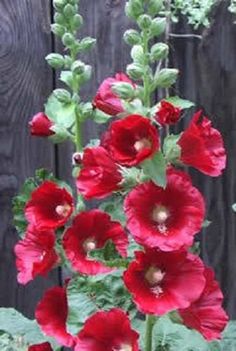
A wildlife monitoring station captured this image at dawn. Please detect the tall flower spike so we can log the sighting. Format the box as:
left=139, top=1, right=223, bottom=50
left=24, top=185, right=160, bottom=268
left=75, top=308, right=139, bottom=351
left=124, top=168, right=205, bottom=251
left=62, top=209, right=128, bottom=275
left=25, top=181, right=74, bottom=230
left=123, top=249, right=206, bottom=315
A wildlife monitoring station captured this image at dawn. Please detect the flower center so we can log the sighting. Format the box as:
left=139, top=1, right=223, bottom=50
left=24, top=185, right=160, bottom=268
left=134, top=138, right=151, bottom=152
left=113, top=344, right=132, bottom=351
left=145, top=266, right=165, bottom=296
left=152, top=205, right=169, bottom=235
left=83, top=238, right=97, bottom=252
left=55, top=203, right=71, bottom=218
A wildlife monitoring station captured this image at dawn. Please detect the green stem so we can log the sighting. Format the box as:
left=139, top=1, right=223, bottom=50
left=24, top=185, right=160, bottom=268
left=145, top=315, right=155, bottom=351
left=75, top=111, right=82, bottom=151
left=143, top=31, right=151, bottom=108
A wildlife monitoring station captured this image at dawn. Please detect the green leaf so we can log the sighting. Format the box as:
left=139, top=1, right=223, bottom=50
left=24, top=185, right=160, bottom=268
left=220, top=321, right=236, bottom=349
left=45, top=94, right=76, bottom=129
left=165, top=96, right=195, bottom=109
left=163, top=134, right=181, bottom=163
left=141, top=151, right=167, bottom=188
left=49, top=124, right=71, bottom=143
left=99, top=195, right=126, bottom=226
left=93, top=110, right=112, bottom=124
left=0, top=308, right=57, bottom=348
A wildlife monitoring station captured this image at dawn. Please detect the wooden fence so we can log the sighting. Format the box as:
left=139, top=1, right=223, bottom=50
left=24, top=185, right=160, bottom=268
left=1, top=0, right=236, bottom=319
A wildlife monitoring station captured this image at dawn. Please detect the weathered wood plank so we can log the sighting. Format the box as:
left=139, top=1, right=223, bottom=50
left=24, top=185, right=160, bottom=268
left=0, top=0, right=59, bottom=318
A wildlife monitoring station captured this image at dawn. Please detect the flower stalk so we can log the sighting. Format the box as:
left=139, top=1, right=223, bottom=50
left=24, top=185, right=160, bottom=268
left=145, top=315, right=155, bottom=351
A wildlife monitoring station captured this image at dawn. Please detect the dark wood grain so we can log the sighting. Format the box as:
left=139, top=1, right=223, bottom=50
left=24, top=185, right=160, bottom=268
left=0, top=0, right=59, bottom=318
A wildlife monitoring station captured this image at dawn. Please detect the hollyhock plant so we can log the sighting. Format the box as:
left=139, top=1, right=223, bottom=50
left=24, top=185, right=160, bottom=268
left=28, top=342, right=53, bottom=351
left=75, top=308, right=139, bottom=351
left=178, top=111, right=226, bottom=176
left=63, top=209, right=128, bottom=275
left=179, top=267, right=229, bottom=341
left=102, top=114, right=159, bottom=167
left=93, top=73, right=135, bottom=116
left=29, top=112, right=54, bottom=137
left=15, top=225, right=59, bottom=284
left=124, top=168, right=205, bottom=251
left=123, top=249, right=206, bottom=315
left=35, top=286, right=75, bottom=348
left=25, top=180, right=74, bottom=230
left=155, top=100, right=182, bottom=126
left=76, top=146, right=122, bottom=199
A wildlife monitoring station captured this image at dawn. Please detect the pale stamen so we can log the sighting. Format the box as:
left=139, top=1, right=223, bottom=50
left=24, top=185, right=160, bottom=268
left=113, top=344, right=132, bottom=351
left=152, top=206, right=169, bottom=235
left=39, top=251, right=46, bottom=261
left=83, top=238, right=96, bottom=253
left=134, top=138, right=151, bottom=152
left=145, top=266, right=165, bottom=297
left=55, top=204, right=71, bottom=217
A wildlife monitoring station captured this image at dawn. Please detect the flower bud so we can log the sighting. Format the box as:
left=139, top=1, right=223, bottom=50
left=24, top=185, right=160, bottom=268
left=54, top=12, right=65, bottom=25
left=72, top=152, right=83, bottom=165
left=62, top=33, right=76, bottom=47
left=131, top=45, right=145, bottom=64
left=126, top=63, right=144, bottom=80
left=123, top=29, right=141, bottom=46
left=29, top=113, right=54, bottom=137
left=46, top=53, right=64, bottom=69
left=154, top=68, right=179, bottom=88
left=71, top=60, right=86, bottom=74
left=53, top=89, right=71, bottom=103
left=112, top=82, right=135, bottom=99
left=51, top=23, right=65, bottom=37
left=79, top=37, right=96, bottom=51
left=79, top=65, right=92, bottom=83
left=147, top=0, right=163, bottom=16
left=150, top=43, right=169, bottom=61
left=150, top=17, right=166, bottom=37
left=125, top=0, right=144, bottom=20
left=53, top=0, right=67, bottom=11
left=72, top=14, right=84, bottom=29
left=138, top=14, right=152, bottom=30
left=63, top=4, right=76, bottom=18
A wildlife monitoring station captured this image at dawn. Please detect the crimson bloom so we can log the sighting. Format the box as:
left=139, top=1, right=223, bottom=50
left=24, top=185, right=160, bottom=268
left=123, top=249, right=206, bottom=315
left=25, top=181, right=74, bottom=230
left=63, top=209, right=128, bottom=275
left=93, top=73, right=135, bottom=116
left=155, top=100, right=181, bottom=126
left=76, top=146, right=122, bottom=199
left=102, top=114, right=159, bottom=167
left=179, top=267, right=229, bottom=341
left=35, top=286, right=75, bottom=348
left=28, top=342, right=53, bottom=351
left=124, top=168, right=205, bottom=251
left=178, top=111, right=226, bottom=176
left=15, top=225, right=59, bottom=284
left=29, top=112, right=54, bottom=137
left=75, top=308, right=139, bottom=351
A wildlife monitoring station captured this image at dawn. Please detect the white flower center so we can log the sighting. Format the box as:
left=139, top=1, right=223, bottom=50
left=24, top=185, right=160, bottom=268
left=55, top=204, right=71, bottom=217
left=134, top=138, right=151, bottom=152
left=145, top=266, right=165, bottom=286
left=83, top=238, right=96, bottom=252
left=152, top=206, right=169, bottom=235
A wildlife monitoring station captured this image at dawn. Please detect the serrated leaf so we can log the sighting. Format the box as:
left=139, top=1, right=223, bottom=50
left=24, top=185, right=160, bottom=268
left=141, top=151, right=167, bottom=188
left=99, top=196, right=126, bottom=226
left=165, top=96, right=195, bottom=109
left=45, top=94, right=76, bottom=129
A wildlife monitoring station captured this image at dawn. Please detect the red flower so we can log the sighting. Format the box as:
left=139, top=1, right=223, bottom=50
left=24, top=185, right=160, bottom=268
left=15, top=225, right=59, bottom=284
left=124, top=168, right=205, bottom=251
left=63, top=209, right=128, bottom=275
left=29, top=113, right=54, bottom=137
left=93, top=73, right=134, bottom=116
left=75, top=308, right=139, bottom=351
left=123, top=250, right=206, bottom=315
left=76, top=147, right=122, bottom=199
left=179, top=267, right=229, bottom=341
left=102, top=114, right=159, bottom=167
left=28, top=342, right=53, bottom=351
left=35, top=286, right=75, bottom=348
left=155, top=100, right=181, bottom=126
left=178, top=111, right=226, bottom=176
left=25, top=181, right=74, bottom=230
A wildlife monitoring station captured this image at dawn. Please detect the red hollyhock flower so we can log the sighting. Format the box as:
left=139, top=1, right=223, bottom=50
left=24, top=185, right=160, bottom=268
left=179, top=267, right=229, bottom=341
left=75, top=308, right=139, bottom=351
left=29, top=112, right=54, bottom=137
left=63, top=209, right=128, bottom=275
left=102, top=114, right=159, bottom=167
left=28, top=342, right=53, bottom=351
left=155, top=100, right=181, bottom=126
left=15, top=225, right=59, bottom=284
left=178, top=111, right=226, bottom=176
left=123, top=249, right=206, bottom=315
left=124, top=168, right=205, bottom=251
left=93, top=73, right=135, bottom=116
left=25, top=181, right=74, bottom=230
left=76, top=147, right=122, bottom=199
left=35, top=286, right=75, bottom=348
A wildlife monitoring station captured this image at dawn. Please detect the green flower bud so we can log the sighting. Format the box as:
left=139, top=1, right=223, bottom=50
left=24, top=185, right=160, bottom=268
left=123, top=29, right=141, bottom=46
left=46, top=53, right=65, bottom=69
left=150, top=17, right=166, bottom=37
left=51, top=23, right=65, bottom=37
left=154, top=68, right=179, bottom=88
left=112, top=82, right=135, bottom=99
left=79, top=65, right=92, bottom=83
left=127, top=63, right=144, bottom=80
left=131, top=45, right=145, bottom=64
left=125, top=0, right=144, bottom=20
left=71, top=60, right=86, bottom=74
left=64, top=55, right=73, bottom=69
left=138, top=14, right=152, bottom=30
left=72, top=14, right=84, bottom=29
left=62, top=33, right=76, bottom=47
left=54, top=12, right=65, bottom=25
left=147, top=0, right=163, bottom=16
left=79, top=37, right=96, bottom=51
left=150, top=43, right=169, bottom=61
left=63, top=4, right=76, bottom=18
left=53, top=0, right=67, bottom=11
left=53, top=89, right=72, bottom=103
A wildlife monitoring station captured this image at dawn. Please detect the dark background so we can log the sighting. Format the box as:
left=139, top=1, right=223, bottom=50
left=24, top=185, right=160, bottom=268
left=1, top=0, right=236, bottom=319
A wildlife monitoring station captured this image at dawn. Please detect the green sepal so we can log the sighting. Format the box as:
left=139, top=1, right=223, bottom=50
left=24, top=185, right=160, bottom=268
left=131, top=45, right=145, bottom=65
left=149, top=17, right=166, bottom=37
left=45, top=53, right=65, bottom=69
left=147, top=0, right=164, bottom=16
left=93, top=109, right=112, bottom=124
left=112, top=82, right=135, bottom=99
left=123, top=29, right=141, bottom=46
left=141, top=151, right=167, bottom=188
left=79, top=37, right=96, bottom=52
left=49, top=124, right=72, bottom=143
left=165, top=96, right=195, bottom=109
left=150, top=42, right=169, bottom=61
left=153, top=68, right=179, bottom=89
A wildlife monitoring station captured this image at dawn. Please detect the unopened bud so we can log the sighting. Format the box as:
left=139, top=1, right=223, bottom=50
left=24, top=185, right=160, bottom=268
left=123, top=29, right=141, bottom=46
left=72, top=152, right=83, bottom=165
